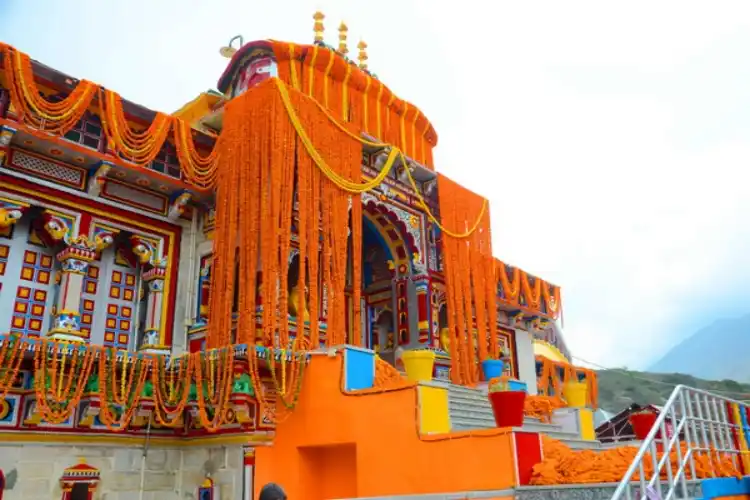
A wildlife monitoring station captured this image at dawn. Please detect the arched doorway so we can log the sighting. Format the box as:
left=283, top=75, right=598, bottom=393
left=356, top=204, right=417, bottom=366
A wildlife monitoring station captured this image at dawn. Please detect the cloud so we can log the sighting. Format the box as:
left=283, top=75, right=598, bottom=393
left=4, top=0, right=750, bottom=370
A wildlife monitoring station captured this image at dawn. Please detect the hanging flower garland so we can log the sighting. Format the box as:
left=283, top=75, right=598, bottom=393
left=99, top=89, right=174, bottom=166
left=0, top=44, right=97, bottom=135
left=0, top=44, right=221, bottom=186
left=97, top=348, right=151, bottom=431
left=496, top=261, right=521, bottom=304
left=193, top=347, right=235, bottom=432
left=150, top=353, right=194, bottom=427
left=0, top=334, right=26, bottom=398
left=33, top=339, right=97, bottom=424
left=173, top=119, right=221, bottom=189
left=521, top=273, right=543, bottom=310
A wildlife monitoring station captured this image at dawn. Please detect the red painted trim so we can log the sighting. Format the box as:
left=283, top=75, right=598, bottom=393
left=0, top=469, right=4, bottom=500
left=149, top=294, right=157, bottom=330
left=513, top=431, right=542, bottom=486
left=0, top=175, right=182, bottom=346
left=0, top=174, right=177, bottom=231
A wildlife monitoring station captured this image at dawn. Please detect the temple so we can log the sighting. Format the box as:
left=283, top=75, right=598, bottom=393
left=0, top=13, right=746, bottom=500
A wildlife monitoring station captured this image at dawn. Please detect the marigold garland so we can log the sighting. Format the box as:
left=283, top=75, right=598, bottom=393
left=33, top=339, right=96, bottom=424
left=437, top=174, right=498, bottom=386
left=194, top=348, right=235, bottom=432
left=0, top=334, right=26, bottom=398
left=150, top=353, right=194, bottom=427
left=530, top=436, right=742, bottom=485
left=268, top=41, right=438, bottom=168
left=523, top=395, right=566, bottom=423
left=0, top=44, right=96, bottom=136
left=0, top=43, right=221, bottom=185
left=536, top=355, right=599, bottom=409
left=97, top=348, right=151, bottom=431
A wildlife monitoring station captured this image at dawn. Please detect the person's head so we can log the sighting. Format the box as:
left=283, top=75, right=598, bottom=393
left=259, top=482, right=287, bottom=500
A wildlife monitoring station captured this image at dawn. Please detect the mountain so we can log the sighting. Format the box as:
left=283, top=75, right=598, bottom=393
left=648, top=313, right=750, bottom=382
left=596, top=369, right=750, bottom=413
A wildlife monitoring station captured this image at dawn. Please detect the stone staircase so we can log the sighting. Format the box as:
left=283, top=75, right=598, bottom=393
left=439, top=382, right=605, bottom=450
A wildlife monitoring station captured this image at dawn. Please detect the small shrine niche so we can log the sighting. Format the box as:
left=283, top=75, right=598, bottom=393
left=198, top=477, right=219, bottom=500
left=59, top=459, right=99, bottom=500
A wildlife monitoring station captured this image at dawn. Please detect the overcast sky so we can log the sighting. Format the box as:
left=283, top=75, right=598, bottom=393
left=3, top=0, right=750, bottom=370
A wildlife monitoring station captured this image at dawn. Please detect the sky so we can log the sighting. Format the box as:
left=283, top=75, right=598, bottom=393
left=2, top=0, right=750, bottom=370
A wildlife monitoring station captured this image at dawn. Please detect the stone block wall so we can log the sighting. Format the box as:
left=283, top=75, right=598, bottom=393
left=0, top=442, right=245, bottom=500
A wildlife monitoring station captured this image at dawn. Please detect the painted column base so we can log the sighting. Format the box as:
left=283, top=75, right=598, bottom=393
left=46, top=330, right=87, bottom=343
left=417, top=383, right=450, bottom=434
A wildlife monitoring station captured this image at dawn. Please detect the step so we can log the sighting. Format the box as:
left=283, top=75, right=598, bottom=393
left=450, top=412, right=566, bottom=432
left=516, top=480, right=702, bottom=500
left=448, top=396, right=492, bottom=407
left=333, top=488, right=514, bottom=499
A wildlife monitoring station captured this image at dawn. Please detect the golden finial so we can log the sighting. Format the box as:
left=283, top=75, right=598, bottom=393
left=313, top=12, right=325, bottom=43
left=338, top=22, right=349, bottom=55
left=357, top=40, right=368, bottom=70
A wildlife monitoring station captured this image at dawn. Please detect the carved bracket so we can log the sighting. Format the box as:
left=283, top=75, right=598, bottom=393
left=0, top=126, right=17, bottom=167
left=168, top=191, right=192, bottom=221
left=86, top=161, right=112, bottom=197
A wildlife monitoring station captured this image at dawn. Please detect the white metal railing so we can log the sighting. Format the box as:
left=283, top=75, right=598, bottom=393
left=611, top=385, right=747, bottom=500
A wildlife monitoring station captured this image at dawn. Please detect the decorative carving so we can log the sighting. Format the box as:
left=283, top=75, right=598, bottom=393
left=87, top=161, right=112, bottom=197
left=168, top=191, right=192, bottom=221
left=40, top=210, right=76, bottom=244
left=0, top=208, right=23, bottom=229
left=234, top=55, right=278, bottom=98
left=129, top=235, right=166, bottom=268
left=511, top=311, right=525, bottom=327
left=0, top=126, right=17, bottom=166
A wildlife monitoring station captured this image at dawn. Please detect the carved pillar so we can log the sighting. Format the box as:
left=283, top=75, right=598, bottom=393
left=413, top=276, right=431, bottom=344
left=48, top=239, right=97, bottom=342
left=394, top=277, right=410, bottom=346
left=140, top=267, right=166, bottom=352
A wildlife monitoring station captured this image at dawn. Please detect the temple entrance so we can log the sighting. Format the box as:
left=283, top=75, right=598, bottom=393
left=356, top=207, right=417, bottom=366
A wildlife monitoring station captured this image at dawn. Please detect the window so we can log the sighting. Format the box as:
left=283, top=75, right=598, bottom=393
left=149, top=141, right=181, bottom=179
left=63, top=114, right=104, bottom=151
left=46, top=93, right=103, bottom=152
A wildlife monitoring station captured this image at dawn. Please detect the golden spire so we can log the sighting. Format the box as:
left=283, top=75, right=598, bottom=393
left=313, top=11, right=325, bottom=43
left=357, top=40, right=368, bottom=70
left=338, top=22, right=349, bottom=55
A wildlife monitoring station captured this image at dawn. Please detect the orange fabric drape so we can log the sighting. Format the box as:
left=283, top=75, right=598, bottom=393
left=437, top=174, right=497, bottom=386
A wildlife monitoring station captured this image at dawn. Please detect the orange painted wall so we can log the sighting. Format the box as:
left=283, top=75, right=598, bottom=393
left=254, top=354, right=517, bottom=499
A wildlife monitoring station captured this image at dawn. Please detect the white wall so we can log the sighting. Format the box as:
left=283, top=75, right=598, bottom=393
left=514, top=328, right=538, bottom=395
left=0, top=443, right=244, bottom=500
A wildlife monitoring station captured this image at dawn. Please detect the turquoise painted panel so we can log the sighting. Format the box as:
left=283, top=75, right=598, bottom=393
left=702, top=477, right=750, bottom=499
left=344, top=347, right=375, bottom=391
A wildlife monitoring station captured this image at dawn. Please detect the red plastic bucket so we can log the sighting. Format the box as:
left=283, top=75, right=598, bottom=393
left=488, top=391, right=527, bottom=428
left=630, top=412, right=658, bottom=440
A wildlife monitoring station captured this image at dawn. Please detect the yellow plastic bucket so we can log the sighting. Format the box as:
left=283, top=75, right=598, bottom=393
left=402, top=350, right=436, bottom=383
left=563, top=381, right=588, bottom=408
